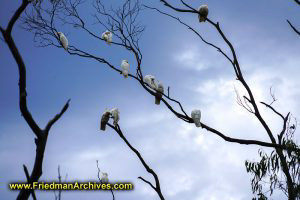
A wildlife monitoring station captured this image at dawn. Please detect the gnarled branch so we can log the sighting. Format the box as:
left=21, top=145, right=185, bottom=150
left=1, top=1, right=70, bottom=199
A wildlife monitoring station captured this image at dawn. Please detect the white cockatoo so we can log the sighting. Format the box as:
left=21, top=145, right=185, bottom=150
left=191, top=109, right=202, bottom=127
left=144, top=75, right=157, bottom=90
left=155, top=82, right=164, bottom=105
left=101, top=30, right=113, bottom=45
left=121, top=60, right=130, bottom=78
left=198, top=5, right=209, bottom=22
left=100, top=110, right=111, bottom=131
left=100, top=172, right=109, bottom=183
left=57, top=32, right=68, bottom=51
left=110, top=108, right=120, bottom=126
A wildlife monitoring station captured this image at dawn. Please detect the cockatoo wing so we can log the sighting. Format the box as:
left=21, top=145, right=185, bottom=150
left=107, top=37, right=112, bottom=45
left=143, top=75, right=151, bottom=86
left=157, top=82, right=164, bottom=93
left=100, top=111, right=111, bottom=131
left=144, top=75, right=157, bottom=89
left=110, top=108, right=120, bottom=126
left=155, top=82, right=164, bottom=105
left=150, top=78, right=157, bottom=89
left=121, top=60, right=130, bottom=78
left=59, top=33, right=68, bottom=50
left=121, top=60, right=130, bottom=70
left=198, top=5, right=209, bottom=22
left=191, top=109, right=201, bottom=127
left=102, top=31, right=112, bottom=45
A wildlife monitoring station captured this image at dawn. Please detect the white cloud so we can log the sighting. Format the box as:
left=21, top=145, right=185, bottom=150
left=124, top=110, right=172, bottom=129
left=173, top=46, right=221, bottom=71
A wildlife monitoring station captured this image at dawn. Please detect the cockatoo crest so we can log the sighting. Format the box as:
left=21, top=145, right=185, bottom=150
left=191, top=109, right=202, bottom=127
left=121, top=60, right=130, bottom=78
left=57, top=32, right=68, bottom=51
left=198, top=5, right=209, bottom=22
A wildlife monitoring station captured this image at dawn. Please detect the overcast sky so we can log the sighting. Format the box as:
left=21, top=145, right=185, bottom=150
left=1, top=0, right=300, bottom=200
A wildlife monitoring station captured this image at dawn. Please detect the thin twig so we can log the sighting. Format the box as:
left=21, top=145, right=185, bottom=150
left=287, top=20, right=300, bottom=36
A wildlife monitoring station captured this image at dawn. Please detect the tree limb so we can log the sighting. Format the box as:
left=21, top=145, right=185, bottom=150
left=0, top=2, right=42, bottom=139
left=44, top=99, right=71, bottom=132
left=260, top=102, right=284, bottom=120
left=96, top=160, right=115, bottom=200
left=1, top=1, right=70, bottom=200
left=287, top=20, right=300, bottom=36
left=23, top=165, right=37, bottom=200
left=201, top=124, right=284, bottom=149
left=107, top=123, right=165, bottom=200
left=138, top=176, right=156, bottom=191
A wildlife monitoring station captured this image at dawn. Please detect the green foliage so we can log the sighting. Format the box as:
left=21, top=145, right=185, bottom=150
left=245, top=123, right=300, bottom=199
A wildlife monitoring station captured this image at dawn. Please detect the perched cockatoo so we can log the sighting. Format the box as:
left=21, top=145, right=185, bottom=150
left=198, top=5, right=209, bottom=22
left=155, top=82, right=164, bottom=105
left=110, top=108, right=120, bottom=126
left=191, top=109, right=201, bottom=127
left=57, top=32, right=68, bottom=51
left=121, top=60, right=130, bottom=78
left=101, top=172, right=109, bottom=183
left=101, top=30, right=113, bottom=45
left=100, top=110, right=111, bottom=131
left=144, top=75, right=157, bottom=90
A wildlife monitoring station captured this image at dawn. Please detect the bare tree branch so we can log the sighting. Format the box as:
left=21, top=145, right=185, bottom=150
left=143, top=5, right=235, bottom=68
left=1, top=5, right=42, bottom=138
left=287, top=19, right=300, bottom=36
left=107, top=123, right=165, bottom=200
left=45, top=99, right=70, bottom=132
left=261, top=102, right=284, bottom=120
left=54, top=165, right=62, bottom=200
left=96, top=160, right=115, bottom=200
left=23, top=165, right=37, bottom=200
left=278, top=113, right=290, bottom=144
left=0, top=1, right=70, bottom=199
left=201, top=124, right=283, bottom=148
left=138, top=176, right=156, bottom=191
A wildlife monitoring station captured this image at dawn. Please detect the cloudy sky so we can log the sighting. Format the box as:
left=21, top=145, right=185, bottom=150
left=1, top=0, right=300, bottom=199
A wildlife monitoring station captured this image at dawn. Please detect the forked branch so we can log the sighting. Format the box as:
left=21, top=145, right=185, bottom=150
left=0, top=1, right=70, bottom=199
